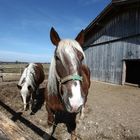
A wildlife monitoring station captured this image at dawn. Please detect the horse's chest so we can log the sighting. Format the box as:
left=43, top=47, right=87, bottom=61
left=55, top=111, right=76, bottom=124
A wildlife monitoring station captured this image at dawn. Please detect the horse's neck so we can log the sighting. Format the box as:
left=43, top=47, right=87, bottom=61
left=25, top=68, right=37, bottom=91
left=18, top=68, right=27, bottom=86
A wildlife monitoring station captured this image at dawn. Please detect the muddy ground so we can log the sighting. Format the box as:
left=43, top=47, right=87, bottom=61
left=0, top=80, right=140, bottom=140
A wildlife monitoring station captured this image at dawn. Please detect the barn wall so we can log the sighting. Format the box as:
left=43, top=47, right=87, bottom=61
left=84, top=8, right=140, bottom=84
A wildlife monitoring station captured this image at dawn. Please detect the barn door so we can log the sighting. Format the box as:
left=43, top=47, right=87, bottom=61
left=123, top=60, right=140, bottom=85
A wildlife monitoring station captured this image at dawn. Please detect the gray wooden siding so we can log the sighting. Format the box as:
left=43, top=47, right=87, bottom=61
left=84, top=8, right=140, bottom=84
left=85, top=8, right=140, bottom=46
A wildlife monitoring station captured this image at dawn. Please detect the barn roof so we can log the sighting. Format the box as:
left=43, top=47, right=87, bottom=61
left=84, top=0, right=140, bottom=43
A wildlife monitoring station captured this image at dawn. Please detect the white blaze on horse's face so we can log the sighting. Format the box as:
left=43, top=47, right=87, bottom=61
left=69, top=81, right=84, bottom=112
left=20, top=83, right=30, bottom=110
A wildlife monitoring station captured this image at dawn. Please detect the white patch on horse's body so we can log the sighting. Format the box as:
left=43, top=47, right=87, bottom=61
left=18, top=67, right=27, bottom=86
left=48, top=39, right=85, bottom=96
left=18, top=63, right=37, bottom=110
left=18, top=63, right=37, bottom=90
left=69, top=81, right=83, bottom=111
left=25, top=63, right=37, bottom=90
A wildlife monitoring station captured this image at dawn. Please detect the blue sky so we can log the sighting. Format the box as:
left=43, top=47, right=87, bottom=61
left=0, top=0, right=110, bottom=62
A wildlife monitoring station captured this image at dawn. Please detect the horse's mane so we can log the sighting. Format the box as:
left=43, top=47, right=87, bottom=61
left=47, top=39, right=85, bottom=95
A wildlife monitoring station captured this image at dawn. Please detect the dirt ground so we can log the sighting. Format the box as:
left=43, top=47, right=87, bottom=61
left=0, top=80, right=140, bottom=140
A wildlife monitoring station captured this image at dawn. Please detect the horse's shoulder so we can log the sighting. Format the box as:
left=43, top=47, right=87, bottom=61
left=46, top=94, right=64, bottom=112
left=81, top=64, right=90, bottom=77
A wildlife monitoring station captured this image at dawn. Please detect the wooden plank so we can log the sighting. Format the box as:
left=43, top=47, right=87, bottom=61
left=0, top=112, right=34, bottom=140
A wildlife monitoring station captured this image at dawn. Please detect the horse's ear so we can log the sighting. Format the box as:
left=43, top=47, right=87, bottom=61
left=17, top=84, right=22, bottom=90
left=75, top=29, right=84, bottom=46
left=50, top=27, right=61, bottom=46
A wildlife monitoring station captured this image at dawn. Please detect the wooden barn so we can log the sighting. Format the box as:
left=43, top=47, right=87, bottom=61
left=83, top=0, right=140, bottom=85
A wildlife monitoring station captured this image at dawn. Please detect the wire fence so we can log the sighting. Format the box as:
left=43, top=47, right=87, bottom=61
left=0, top=65, right=49, bottom=82
left=0, top=63, right=49, bottom=73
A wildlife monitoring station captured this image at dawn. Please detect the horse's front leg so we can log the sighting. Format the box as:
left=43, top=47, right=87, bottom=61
left=66, top=115, right=77, bottom=140
left=80, top=97, right=87, bottom=119
left=80, top=106, right=85, bottom=119
left=47, top=113, right=54, bottom=126
left=30, top=90, right=37, bottom=115
left=71, top=129, right=77, bottom=140
left=45, top=103, right=56, bottom=136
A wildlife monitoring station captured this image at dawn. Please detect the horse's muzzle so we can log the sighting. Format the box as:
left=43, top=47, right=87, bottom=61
left=71, top=105, right=82, bottom=113
left=23, top=103, right=29, bottom=111
left=66, top=104, right=82, bottom=113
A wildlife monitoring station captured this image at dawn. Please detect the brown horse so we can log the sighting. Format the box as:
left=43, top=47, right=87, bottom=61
left=45, top=27, right=90, bottom=140
left=17, top=63, right=45, bottom=114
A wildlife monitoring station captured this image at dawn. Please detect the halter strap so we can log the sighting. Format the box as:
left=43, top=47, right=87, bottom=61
left=61, top=74, right=82, bottom=84
left=55, top=70, right=83, bottom=98
left=55, top=71, right=82, bottom=84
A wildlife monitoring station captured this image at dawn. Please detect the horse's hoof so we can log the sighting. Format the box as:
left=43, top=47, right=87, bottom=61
left=30, top=111, right=35, bottom=115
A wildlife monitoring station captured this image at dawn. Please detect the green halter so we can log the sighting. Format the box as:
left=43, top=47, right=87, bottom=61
left=72, top=75, right=83, bottom=81
left=57, top=73, right=83, bottom=84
